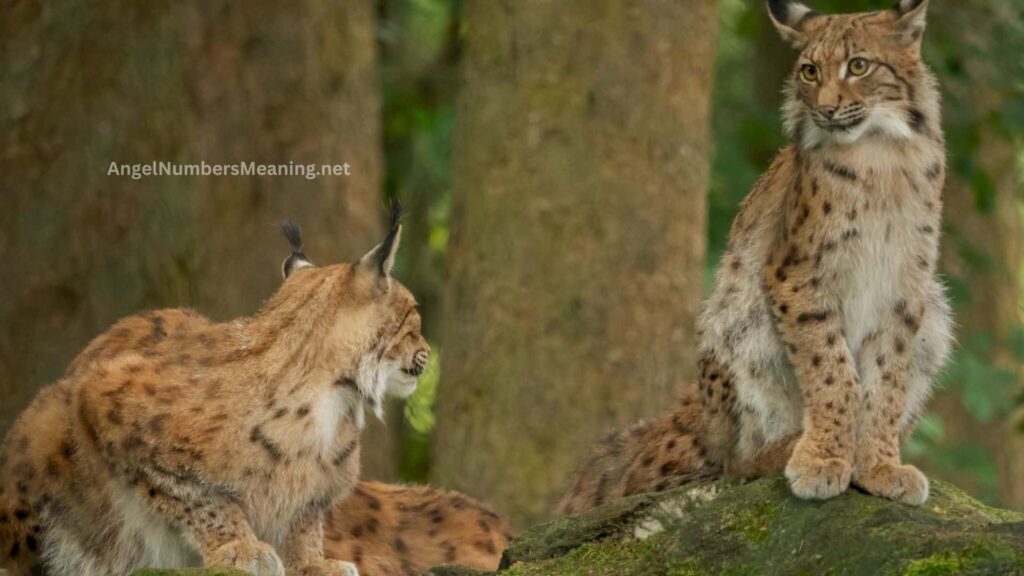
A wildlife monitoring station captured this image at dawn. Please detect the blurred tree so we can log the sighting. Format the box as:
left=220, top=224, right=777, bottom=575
left=0, top=0, right=398, bottom=479
left=432, top=0, right=719, bottom=526
left=925, top=0, right=1024, bottom=508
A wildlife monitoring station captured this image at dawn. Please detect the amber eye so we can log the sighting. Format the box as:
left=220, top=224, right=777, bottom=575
left=800, top=64, right=819, bottom=83
left=848, top=58, right=869, bottom=77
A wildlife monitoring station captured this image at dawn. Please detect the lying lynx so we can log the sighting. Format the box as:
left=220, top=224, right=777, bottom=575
left=326, top=482, right=513, bottom=576
left=1, top=204, right=430, bottom=576
left=561, top=0, right=952, bottom=513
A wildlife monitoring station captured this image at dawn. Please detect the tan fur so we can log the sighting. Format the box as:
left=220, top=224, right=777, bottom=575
left=560, top=0, right=951, bottom=512
left=1, top=214, right=430, bottom=576
left=557, top=387, right=716, bottom=515
left=325, top=482, right=512, bottom=576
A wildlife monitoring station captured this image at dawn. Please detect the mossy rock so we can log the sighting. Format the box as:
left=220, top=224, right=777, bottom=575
left=437, top=477, right=1024, bottom=576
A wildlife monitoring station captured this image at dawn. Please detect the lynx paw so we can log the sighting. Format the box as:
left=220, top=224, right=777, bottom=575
left=785, top=450, right=852, bottom=500
left=294, top=559, right=360, bottom=576
left=854, top=463, right=929, bottom=506
left=208, top=540, right=285, bottom=576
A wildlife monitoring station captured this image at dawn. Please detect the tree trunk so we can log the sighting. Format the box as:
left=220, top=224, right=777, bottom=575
left=928, top=0, right=1024, bottom=508
left=432, top=0, right=718, bottom=526
left=0, top=0, right=397, bottom=479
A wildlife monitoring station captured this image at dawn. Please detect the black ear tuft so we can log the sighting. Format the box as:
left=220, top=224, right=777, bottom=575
left=281, top=220, right=304, bottom=253
left=280, top=220, right=314, bottom=279
left=376, top=199, right=403, bottom=276
left=768, top=0, right=792, bottom=24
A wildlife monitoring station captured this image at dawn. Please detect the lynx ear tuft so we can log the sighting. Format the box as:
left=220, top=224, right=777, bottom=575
left=891, top=0, right=929, bottom=46
left=357, top=199, right=403, bottom=291
left=280, top=220, right=315, bottom=279
left=767, top=0, right=820, bottom=49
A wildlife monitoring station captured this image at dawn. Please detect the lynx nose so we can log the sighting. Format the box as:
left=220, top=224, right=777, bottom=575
left=818, top=105, right=837, bottom=119
left=407, top=350, right=429, bottom=376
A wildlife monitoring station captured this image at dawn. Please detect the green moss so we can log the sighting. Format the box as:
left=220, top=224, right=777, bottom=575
left=901, top=552, right=980, bottom=576
left=726, top=501, right=780, bottom=543
left=501, top=534, right=679, bottom=576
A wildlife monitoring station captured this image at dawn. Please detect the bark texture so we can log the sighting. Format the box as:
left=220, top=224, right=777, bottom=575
left=0, top=0, right=397, bottom=478
left=432, top=0, right=718, bottom=526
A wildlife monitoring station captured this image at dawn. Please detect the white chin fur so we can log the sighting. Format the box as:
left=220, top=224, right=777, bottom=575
left=355, top=356, right=418, bottom=421
left=793, top=106, right=913, bottom=149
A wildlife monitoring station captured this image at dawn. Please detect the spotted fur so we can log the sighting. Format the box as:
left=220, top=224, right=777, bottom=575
left=1, top=207, right=431, bottom=576
left=560, top=0, right=952, bottom=512
left=325, top=482, right=512, bottom=576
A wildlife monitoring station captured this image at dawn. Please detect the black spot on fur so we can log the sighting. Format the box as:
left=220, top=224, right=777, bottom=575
left=394, top=537, right=409, bottom=554
left=908, top=108, right=927, bottom=132
left=249, top=425, right=283, bottom=462
left=797, top=311, right=830, bottom=323
left=332, top=439, right=358, bottom=467
left=824, top=161, right=857, bottom=181
left=925, top=163, right=942, bottom=181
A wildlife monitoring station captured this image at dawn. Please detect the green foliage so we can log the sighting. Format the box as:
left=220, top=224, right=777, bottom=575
left=399, top=347, right=441, bottom=481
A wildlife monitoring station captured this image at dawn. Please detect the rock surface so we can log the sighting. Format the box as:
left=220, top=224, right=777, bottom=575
left=432, top=477, right=1024, bottom=576
left=132, top=478, right=1024, bottom=576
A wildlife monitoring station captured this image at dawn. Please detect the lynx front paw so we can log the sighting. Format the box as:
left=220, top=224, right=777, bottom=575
left=293, top=559, right=360, bottom=576
left=785, top=444, right=852, bottom=500
left=208, top=540, right=285, bottom=576
left=854, top=463, right=929, bottom=506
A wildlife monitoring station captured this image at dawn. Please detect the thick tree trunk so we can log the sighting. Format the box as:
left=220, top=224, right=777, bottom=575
left=0, top=0, right=397, bottom=479
left=432, top=0, right=718, bottom=526
left=928, top=0, right=1024, bottom=508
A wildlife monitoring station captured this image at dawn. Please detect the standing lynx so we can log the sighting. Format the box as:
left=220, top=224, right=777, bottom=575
left=1, top=204, right=431, bottom=576
left=560, top=0, right=952, bottom=513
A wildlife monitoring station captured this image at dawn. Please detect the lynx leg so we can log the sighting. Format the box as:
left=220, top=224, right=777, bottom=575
left=766, top=259, right=860, bottom=500
left=282, top=511, right=358, bottom=576
left=852, top=300, right=929, bottom=506
left=138, top=481, right=284, bottom=576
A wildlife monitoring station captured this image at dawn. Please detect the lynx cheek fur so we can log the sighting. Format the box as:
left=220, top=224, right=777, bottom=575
left=697, top=0, right=952, bottom=505
left=1, top=204, right=431, bottom=576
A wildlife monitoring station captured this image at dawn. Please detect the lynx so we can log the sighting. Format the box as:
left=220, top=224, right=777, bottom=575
left=325, top=482, right=513, bottom=576
left=560, top=0, right=952, bottom=513
left=0, top=204, right=431, bottom=576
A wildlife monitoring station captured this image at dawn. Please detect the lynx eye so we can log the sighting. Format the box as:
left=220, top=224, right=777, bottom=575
left=800, top=64, right=819, bottom=83
left=848, top=58, right=869, bottom=77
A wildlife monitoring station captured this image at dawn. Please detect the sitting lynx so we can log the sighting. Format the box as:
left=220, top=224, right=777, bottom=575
left=325, top=482, right=513, bottom=576
left=0, top=204, right=430, bottom=576
left=561, top=0, right=952, bottom=513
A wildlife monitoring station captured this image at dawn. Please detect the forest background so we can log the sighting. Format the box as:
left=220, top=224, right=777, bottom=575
left=1, top=0, right=1022, bottom=529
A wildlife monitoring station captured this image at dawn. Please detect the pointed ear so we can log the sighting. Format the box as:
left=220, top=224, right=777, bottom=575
left=280, top=220, right=315, bottom=279
left=767, top=0, right=820, bottom=49
left=890, top=0, right=928, bottom=47
left=357, top=200, right=403, bottom=291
